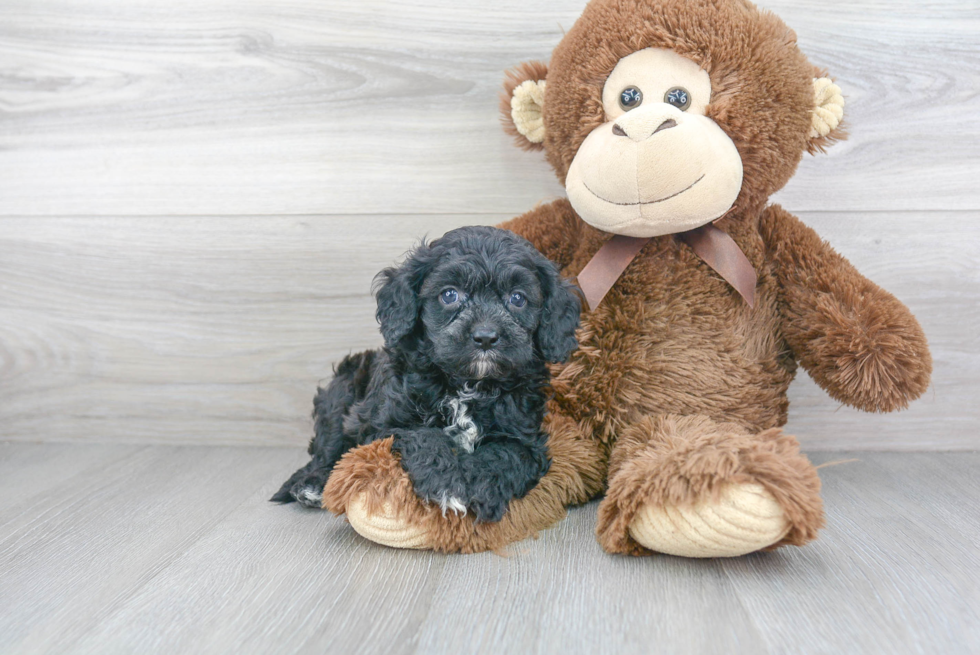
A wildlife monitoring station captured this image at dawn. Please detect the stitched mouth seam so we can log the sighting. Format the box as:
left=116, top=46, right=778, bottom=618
left=583, top=174, right=705, bottom=206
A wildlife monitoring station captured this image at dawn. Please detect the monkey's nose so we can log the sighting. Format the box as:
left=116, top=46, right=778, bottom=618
left=612, top=117, right=678, bottom=141
left=472, top=328, right=499, bottom=351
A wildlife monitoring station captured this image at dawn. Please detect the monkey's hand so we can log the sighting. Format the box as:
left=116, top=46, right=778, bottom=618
left=761, top=205, right=931, bottom=412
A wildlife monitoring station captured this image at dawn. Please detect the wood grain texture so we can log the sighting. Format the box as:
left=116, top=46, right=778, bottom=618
left=69, top=482, right=449, bottom=655
left=782, top=211, right=980, bottom=449
left=721, top=451, right=980, bottom=652
left=0, top=445, right=306, bottom=654
left=412, top=510, right=768, bottom=654
left=1, top=212, right=975, bottom=449
left=0, top=442, right=144, bottom=513
left=0, top=444, right=976, bottom=654
left=0, top=0, right=977, bottom=216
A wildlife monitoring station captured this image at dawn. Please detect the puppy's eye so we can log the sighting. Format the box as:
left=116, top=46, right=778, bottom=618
left=440, top=288, right=459, bottom=305
left=509, top=291, right=527, bottom=308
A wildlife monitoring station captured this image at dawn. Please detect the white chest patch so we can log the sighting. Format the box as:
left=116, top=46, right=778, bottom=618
left=445, top=394, right=481, bottom=453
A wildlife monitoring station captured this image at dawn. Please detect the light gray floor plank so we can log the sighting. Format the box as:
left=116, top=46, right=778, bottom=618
left=0, top=442, right=144, bottom=510
left=1, top=444, right=977, bottom=654
left=0, top=0, right=977, bottom=216
left=1, top=213, right=975, bottom=450
left=68, top=488, right=449, bottom=655
left=722, top=452, right=980, bottom=654
left=0, top=444, right=306, bottom=654
left=865, top=452, right=980, bottom=545
left=413, top=507, right=766, bottom=655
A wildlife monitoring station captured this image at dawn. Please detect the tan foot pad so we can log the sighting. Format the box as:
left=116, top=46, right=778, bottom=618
left=628, top=483, right=790, bottom=558
left=346, top=493, right=431, bottom=550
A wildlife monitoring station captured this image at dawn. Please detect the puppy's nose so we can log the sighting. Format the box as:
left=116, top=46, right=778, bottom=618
left=472, top=327, right=499, bottom=351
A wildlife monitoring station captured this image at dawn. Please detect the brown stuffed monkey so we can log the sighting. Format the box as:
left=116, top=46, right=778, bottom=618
left=323, top=0, right=932, bottom=557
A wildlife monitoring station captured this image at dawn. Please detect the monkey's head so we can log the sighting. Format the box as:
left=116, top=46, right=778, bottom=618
left=502, top=0, right=845, bottom=238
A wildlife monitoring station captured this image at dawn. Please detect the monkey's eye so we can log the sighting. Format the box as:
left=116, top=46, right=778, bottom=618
left=440, top=288, right=459, bottom=305
left=619, top=86, right=643, bottom=110
left=664, top=87, right=691, bottom=111
left=509, top=291, right=527, bottom=308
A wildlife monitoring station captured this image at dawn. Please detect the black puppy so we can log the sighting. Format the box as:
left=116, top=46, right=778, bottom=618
left=271, top=226, right=581, bottom=522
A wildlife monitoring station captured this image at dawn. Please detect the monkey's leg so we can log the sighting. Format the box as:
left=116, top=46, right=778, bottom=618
left=322, top=413, right=607, bottom=553
left=596, top=414, right=823, bottom=557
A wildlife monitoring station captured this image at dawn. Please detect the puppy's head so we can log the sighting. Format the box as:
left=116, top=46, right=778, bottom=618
left=375, top=226, right=581, bottom=380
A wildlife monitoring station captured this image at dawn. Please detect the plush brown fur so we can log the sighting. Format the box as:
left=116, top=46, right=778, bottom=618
left=760, top=206, right=931, bottom=413
left=522, top=0, right=841, bottom=212
left=323, top=0, right=931, bottom=555
left=324, top=413, right=608, bottom=553
left=596, top=415, right=823, bottom=555
left=500, top=61, right=549, bottom=152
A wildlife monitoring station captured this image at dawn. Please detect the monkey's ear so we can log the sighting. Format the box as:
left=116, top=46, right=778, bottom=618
left=501, top=61, right=549, bottom=151
left=807, top=76, right=846, bottom=154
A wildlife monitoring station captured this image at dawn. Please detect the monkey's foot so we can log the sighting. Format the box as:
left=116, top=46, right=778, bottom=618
left=346, top=494, right=430, bottom=549
left=322, top=438, right=436, bottom=550
left=628, top=482, right=789, bottom=557
left=596, top=415, right=824, bottom=557
left=323, top=436, right=574, bottom=554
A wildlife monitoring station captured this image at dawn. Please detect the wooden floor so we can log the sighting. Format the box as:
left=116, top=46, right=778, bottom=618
left=0, top=443, right=976, bottom=654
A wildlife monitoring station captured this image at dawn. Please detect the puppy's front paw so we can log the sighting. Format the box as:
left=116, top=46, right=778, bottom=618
left=412, top=477, right=468, bottom=516
left=436, top=493, right=468, bottom=517
left=467, top=492, right=510, bottom=524
left=391, top=428, right=469, bottom=517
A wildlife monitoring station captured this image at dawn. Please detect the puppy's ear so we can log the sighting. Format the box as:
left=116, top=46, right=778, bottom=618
left=534, top=259, right=582, bottom=363
left=374, top=242, right=433, bottom=349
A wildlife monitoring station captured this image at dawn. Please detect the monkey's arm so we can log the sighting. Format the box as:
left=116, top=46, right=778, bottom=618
left=759, top=205, right=931, bottom=412
left=497, top=198, right=582, bottom=270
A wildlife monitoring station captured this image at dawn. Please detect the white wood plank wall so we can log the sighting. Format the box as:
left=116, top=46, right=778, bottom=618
left=1, top=0, right=977, bottom=449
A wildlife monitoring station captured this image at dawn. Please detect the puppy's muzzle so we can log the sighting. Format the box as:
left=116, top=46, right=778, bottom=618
left=472, top=326, right=499, bottom=351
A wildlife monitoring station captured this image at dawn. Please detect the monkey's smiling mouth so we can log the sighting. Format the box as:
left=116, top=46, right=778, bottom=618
left=583, top=174, right=705, bottom=207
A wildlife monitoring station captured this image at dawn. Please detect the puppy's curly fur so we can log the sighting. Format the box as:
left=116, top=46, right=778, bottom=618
left=272, top=226, right=581, bottom=522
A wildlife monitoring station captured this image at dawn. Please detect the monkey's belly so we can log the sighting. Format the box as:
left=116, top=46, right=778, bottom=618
left=555, top=304, right=794, bottom=434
